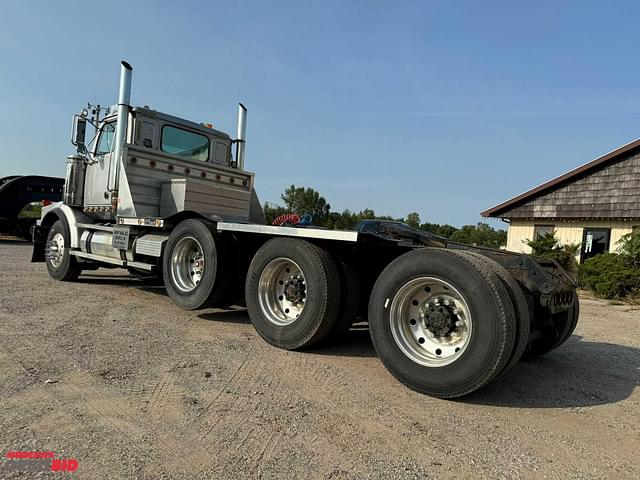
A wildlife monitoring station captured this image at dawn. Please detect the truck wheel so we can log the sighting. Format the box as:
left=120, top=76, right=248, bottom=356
left=245, top=238, right=341, bottom=350
left=45, top=219, right=81, bottom=281
left=462, top=251, right=530, bottom=377
left=163, top=219, right=227, bottom=310
left=523, top=296, right=579, bottom=358
left=368, top=248, right=516, bottom=398
left=324, top=256, right=362, bottom=344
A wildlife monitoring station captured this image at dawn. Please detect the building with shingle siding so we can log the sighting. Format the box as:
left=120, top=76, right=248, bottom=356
left=482, top=139, right=640, bottom=263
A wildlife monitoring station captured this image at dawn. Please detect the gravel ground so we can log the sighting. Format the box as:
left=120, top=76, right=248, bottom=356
left=0, top=241, right=638, bottom=479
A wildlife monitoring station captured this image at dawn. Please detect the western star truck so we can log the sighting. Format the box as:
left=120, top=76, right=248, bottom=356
left=32, top=62, right=578, bottom=398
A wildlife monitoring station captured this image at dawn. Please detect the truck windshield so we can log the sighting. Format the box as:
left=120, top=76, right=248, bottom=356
left=161, top=126, right=209, bottom=161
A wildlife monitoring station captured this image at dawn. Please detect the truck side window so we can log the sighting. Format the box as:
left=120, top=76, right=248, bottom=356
left=161, top=126, right=209, bottom=161
left=96, top=123, right=116, bottom=154
left=214, top=140, right=229, bottom=166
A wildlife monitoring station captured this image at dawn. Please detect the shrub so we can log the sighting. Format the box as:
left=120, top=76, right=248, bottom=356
left=525, top=232, right=580, bottom=277
left=579, top=253, right=640, bottom=300
left=617, top=228, right=640, bottom=268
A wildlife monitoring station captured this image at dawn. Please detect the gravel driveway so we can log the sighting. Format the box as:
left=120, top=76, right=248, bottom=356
left=1, top=241, right=638, bottom=479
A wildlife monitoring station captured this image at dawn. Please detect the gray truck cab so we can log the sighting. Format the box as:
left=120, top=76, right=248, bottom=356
left=68, top=81, right=259, bottom=224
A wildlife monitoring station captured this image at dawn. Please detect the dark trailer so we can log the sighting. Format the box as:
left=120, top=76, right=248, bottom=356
left=0, top=175, right=63, bottom=239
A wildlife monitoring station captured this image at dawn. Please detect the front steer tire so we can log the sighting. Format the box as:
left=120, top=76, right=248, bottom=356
left=45, top=219, right=81, bottom=281
left=245, top=238, right=341, bottom=350
left=368, top=248, right=516, bottom=398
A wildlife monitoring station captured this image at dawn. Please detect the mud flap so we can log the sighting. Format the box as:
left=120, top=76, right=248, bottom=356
left=31, top=225, right=47, bottom=262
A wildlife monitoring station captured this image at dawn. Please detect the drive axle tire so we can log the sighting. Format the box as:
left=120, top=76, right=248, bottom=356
left=163, top=219, right=227, bottom=310
left=45, top=219, right=81, bottom=281
left=245, top=238, right=341, bottom=350
left=462, top=251, right=530, bottom=377
left=324, top=256, right=362, bottom=344
left=368, top=248, right=516, bottom=398
left=523, top=296, right=579, bottom=358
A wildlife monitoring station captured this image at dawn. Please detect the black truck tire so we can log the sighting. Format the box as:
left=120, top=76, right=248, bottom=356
left=45, top=219, right=81, bottom=281
left=523, top=297, right=579, bottom=358
left=324, top=256, right=362, bottom=344
left=462, top=251, right=531, bottom=377
left=245, top=238, right=341, bottom=350
left=368, top=248, right=516, bottom=398
left=163, top=219, right=227, bottom=310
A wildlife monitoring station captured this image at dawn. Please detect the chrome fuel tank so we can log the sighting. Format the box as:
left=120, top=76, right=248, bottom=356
left=80, top=230, right=121, bottom=259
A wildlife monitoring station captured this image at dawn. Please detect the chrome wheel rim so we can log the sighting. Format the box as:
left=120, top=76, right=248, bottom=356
left=171, top=236, right=205, bottom=293
left=48, top=232, right=65, bottom=268
left=389, top=277, right=472, bottom=367
left=258, top=258, right=306, bottom=326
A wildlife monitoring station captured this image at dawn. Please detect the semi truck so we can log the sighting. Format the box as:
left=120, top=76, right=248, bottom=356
left=32, top=62, right=578, bottom=398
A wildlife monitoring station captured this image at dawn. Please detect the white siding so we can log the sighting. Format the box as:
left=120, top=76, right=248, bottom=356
left=506, top=219, right=637, bottom=262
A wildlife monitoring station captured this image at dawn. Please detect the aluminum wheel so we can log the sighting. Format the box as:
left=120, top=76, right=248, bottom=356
left=258, top=257, right=306, bottom=326
left=48, top=232, right=65, bottom=268
left=389, top=277, right=472, bottom=367
left=170, top=236, right=205, bottom=293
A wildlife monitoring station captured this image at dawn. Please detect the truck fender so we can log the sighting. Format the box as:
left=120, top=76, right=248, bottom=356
left=38, top=202, right=93, bottom=248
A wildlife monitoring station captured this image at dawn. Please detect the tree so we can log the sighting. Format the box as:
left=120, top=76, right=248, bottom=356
left=405, top=212, right=421, bottom=228
left=281, top=185, right=331, bottom=222
left=265, top=185, right=507, bottom=244
left=618, top=228, right=640, bottom=267
left=420, top=222, right=458, bottom=238
left=450, top=223, right=507, bottom=249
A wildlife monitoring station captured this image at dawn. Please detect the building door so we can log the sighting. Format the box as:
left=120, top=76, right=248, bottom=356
left=580, top=228, right=610, bottom=263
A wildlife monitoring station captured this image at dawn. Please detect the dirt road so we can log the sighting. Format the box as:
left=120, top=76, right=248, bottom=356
left=0, top=241, right=638, bottom=479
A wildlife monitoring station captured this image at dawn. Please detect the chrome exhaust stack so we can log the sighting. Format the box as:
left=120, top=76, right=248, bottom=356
left=111, top=61, right=133, bottom=211
left=235, top=103, right=247, bottom=170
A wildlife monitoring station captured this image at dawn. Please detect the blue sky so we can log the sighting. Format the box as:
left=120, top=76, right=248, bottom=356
left=1, top=1, right=639, bottom=226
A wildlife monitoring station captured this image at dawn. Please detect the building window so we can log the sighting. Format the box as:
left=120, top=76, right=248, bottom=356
left=533, top=224, right=555, bottom=239
left=161, top=126, right=209, bottom=161
left=580, top=228, right=611, bottom=263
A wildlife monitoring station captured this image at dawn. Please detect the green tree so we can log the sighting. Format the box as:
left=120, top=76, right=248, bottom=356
left=618, top=228, right=640, bottom=267
left=405, top=212, right=421, bottom=228
left=420, top=222, right=458, bottom=237
left=281, top=185, right=331, bottom=222
left=450, top=223, right=507, bottom=249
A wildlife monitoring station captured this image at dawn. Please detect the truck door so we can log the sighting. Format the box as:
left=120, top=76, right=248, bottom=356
left=84, top=122, right=116, bottom=207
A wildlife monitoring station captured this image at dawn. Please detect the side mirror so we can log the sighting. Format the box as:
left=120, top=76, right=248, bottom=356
left=71, top=115, right=87, bottom=148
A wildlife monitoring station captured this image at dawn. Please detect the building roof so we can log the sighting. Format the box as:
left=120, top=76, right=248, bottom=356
left=481, top=138, right=640, bottom=218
